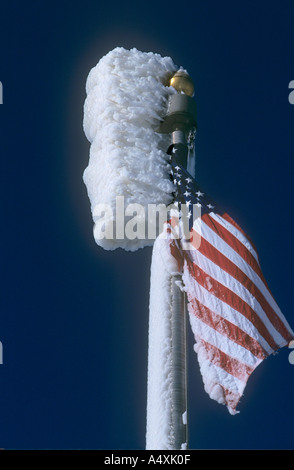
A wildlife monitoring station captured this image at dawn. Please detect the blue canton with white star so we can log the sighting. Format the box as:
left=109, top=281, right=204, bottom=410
left=167, top=144, right=219, bottom=231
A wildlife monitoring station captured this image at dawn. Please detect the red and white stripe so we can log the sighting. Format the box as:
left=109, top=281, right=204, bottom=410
left=170, top=212, right=294, bottom=414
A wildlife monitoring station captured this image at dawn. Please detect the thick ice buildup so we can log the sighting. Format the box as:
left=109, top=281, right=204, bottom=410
left=83, top=47, right=178, bottom=251
left=146, top=237, right=180, bottom=449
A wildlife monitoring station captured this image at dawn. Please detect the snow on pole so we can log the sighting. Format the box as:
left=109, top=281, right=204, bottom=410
left=146, top=236, right=188, bottom=449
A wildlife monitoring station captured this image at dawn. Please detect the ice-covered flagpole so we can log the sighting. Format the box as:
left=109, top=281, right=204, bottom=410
left=146, top=71, right=197, bottom=450
left=82, top=47, right=196, bottom=450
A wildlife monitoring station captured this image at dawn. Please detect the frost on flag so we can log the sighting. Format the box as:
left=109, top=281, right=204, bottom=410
left=83, top=47, right=178, bottom=251
left=166, top=144, right=294, bottom=415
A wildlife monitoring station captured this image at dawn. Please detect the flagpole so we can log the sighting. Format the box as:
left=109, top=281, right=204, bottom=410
left=146, top=71, right=197, bottom=450
left=170, top=275, right=188, bottom=449
left=169, top=127, right=191, bottom=450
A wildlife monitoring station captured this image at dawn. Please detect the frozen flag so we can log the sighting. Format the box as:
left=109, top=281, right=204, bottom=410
left=166, top=144, right=294, bottom=415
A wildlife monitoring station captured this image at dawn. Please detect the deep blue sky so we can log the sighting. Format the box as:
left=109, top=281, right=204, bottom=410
left=0, top=0, right=294, bottom=450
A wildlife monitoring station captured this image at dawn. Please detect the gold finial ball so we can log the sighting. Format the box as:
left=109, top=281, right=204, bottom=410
left=169, top=70, right=195, bottom=97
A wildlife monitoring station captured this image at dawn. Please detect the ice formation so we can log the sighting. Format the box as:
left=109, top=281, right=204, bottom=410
left=146, top=236, right=182, bottom=450
left=83, top=47, right=178, bottom=251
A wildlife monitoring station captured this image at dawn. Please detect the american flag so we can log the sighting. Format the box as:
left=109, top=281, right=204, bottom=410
left=167, top=143, right=294, bottom=415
